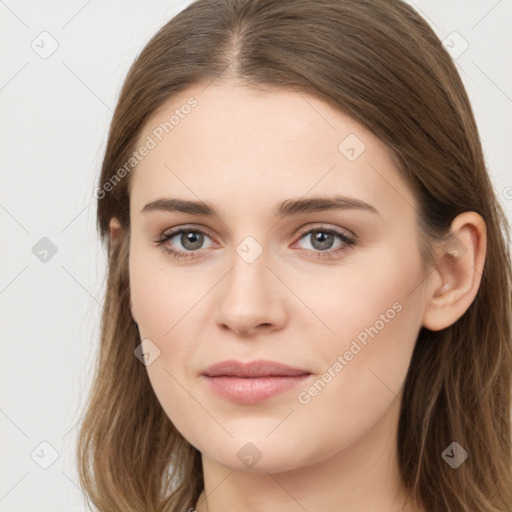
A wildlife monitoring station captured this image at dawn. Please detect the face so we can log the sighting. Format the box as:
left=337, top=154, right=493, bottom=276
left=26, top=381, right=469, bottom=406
left=127, top=81, right=429, bottom=473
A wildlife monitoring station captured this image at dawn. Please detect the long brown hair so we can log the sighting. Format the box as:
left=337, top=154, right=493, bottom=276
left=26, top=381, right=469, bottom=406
left=77, top=0, right=512, bottom=510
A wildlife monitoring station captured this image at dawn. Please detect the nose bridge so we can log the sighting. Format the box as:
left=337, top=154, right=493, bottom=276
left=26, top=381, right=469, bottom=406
left=215, top=233, right=285, bottom=334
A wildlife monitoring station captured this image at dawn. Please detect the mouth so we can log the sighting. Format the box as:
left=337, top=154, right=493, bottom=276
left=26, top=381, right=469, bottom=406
left=201, top=359, right=312, bottom=404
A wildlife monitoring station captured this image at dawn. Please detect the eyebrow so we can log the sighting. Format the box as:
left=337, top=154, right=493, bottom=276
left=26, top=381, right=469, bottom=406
left=140, top=195, right=379, bottom=217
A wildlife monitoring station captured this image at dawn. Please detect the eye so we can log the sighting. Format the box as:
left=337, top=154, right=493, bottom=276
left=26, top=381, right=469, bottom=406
left=154, top=226, right=215, bottom=259
left=292, top=225, right=356, bottom=259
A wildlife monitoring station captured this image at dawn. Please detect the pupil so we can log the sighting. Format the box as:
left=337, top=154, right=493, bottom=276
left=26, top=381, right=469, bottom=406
left=182, top=231, right=203, bottom=250
left=313, top=231, right=333, bottom=250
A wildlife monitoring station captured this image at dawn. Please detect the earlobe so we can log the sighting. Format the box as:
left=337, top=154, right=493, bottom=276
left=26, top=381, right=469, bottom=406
left=421, top=212, right=487, bottom=332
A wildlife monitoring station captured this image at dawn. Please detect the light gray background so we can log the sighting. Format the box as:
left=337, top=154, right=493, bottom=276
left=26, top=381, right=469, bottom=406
left=1, top=1, right=511, bottom=510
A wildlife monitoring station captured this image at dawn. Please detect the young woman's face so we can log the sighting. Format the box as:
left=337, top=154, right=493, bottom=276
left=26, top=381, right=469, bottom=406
left=127, top=81, right=430, bottom=473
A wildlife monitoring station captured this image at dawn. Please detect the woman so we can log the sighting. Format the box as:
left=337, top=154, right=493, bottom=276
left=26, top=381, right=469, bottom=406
left=77, top=0, right=512, bottom=510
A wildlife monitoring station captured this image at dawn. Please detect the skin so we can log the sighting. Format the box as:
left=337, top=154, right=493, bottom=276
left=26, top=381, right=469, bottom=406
left=109, top=81, right=486, bottom=512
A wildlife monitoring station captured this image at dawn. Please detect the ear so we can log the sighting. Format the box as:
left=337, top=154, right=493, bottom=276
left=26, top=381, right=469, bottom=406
left=108, top=217, right=137, bottom=324
left=421, top=211, right=487, bottom=331
left=109, top=217, right=122, bottom=247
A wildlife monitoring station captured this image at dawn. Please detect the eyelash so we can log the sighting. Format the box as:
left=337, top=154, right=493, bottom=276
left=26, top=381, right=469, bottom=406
left=154, top=225, right=356, bottom=260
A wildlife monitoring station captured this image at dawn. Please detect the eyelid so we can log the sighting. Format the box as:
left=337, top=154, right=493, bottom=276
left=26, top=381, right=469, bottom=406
left=160, top=223, right=215, bottom=238
left=293, top=223, right=356, bottom=242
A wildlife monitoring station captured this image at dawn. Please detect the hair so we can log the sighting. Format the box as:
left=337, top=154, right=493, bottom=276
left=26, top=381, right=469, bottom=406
left=76, top=0, right=512, bottom=510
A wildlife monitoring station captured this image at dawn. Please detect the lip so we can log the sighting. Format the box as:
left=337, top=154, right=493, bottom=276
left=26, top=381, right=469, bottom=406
left=203, top=359, right=310, bottom=378
left=201, top=359, right=312, bottom=404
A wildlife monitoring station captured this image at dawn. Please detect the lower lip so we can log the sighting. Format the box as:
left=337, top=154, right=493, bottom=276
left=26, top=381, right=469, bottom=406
left=203, top=375, right=311, bottom=404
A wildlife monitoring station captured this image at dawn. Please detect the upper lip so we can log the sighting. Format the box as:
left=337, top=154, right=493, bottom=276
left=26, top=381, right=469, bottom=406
left=202, top=359, right=310, bottom=378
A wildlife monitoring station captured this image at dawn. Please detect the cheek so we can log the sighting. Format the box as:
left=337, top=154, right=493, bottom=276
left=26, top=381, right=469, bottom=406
left=294, top=239, right=423, bottom=407
left=128, top=247, right=202, bottom=438
left=298, top=238, right=422, bottom=350
left=128, top=243, right=209, bottom=380
left=288, top=288, right=420, bottom=466
left=129, top=243, right=193, bottom=338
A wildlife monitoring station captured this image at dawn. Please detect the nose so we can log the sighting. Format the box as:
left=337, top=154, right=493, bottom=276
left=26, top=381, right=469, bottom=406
left=214, top=243, right=288, bottom=337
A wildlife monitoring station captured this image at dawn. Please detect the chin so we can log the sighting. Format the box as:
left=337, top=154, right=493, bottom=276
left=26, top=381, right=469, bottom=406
left=197, top=433, right=316, bottom=475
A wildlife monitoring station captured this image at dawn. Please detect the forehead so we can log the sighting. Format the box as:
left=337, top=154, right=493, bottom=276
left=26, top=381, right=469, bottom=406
left=136, top=81, right=376, bottom=161
left=129, top=81, right=416, bottom=220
